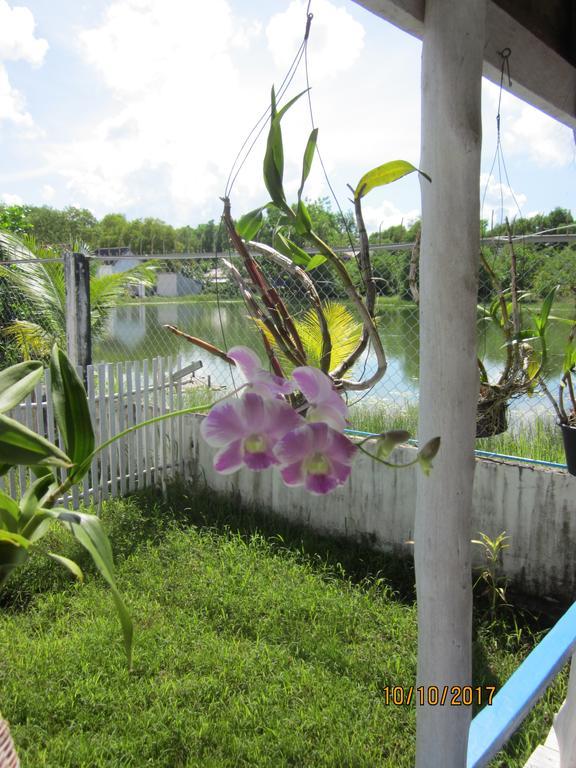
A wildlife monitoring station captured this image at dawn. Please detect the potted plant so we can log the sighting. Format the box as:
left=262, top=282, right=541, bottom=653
left=476, top=229, right=557, bottom=438
left=540, top=323, right=576, bottom=474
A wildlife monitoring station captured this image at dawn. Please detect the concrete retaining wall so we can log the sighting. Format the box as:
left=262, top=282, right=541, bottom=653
left=187, top=416, right=576, bottom=599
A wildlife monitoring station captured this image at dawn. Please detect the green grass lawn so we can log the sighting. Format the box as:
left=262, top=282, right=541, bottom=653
left=0, top=484, right=567, bottom=767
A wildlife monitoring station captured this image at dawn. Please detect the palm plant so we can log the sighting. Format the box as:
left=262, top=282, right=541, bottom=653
left=0, top=231, right=155, bottom=362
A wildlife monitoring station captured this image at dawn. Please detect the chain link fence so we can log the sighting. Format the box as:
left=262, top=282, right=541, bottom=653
left=1, top=234, right=575, bottom=462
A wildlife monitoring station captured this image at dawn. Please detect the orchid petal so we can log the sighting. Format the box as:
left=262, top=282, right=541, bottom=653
left=214, top=440, right=244, bottom=474
left=200, top=401, right=245, bottom=447
left=280, top=460, right=305, bottom=486
left=227, top=346, right=262, bottom=380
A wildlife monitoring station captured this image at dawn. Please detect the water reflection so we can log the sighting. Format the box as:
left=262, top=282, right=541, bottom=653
left=94, top=300, right=573, bottom=421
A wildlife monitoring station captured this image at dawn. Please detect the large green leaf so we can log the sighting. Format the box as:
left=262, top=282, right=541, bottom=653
left=273, top=232, right=310, bottom=267
left=305, top=254, right=327, bottom=272
left=0, top=490, right=20, bottom=533
left=298, top=128, right=318, bottom=201
left=294, top=199, right=313, bottom=235
left=236, top=207, right=266, bottom=241
left=49, top=346, right=95, bottom=473
left=354, top=160, right=429, bottom=200
left=50, top=509, right=133, bottom=668
left=0, top=361, right=43, bottom=414
left=48, top=552, right=84, bottom=581
left=0, top=414, right=71, bottom=468
left=19, top=474, right=56, bottom=520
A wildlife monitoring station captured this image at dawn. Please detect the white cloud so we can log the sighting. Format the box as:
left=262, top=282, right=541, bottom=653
left=480, top=173, right=527, bottom=224
left=48, top=0, right=268, bottom=219
left=483, top=81, right=574, bottom=169
left=1, top=191, right=23, bottom=204
left=267, top=0, right=364, bottom=80
left=41, top=183, right=55, bottom=201
left=360, top=200, right=420, bottom=234
left=0, top=1, right=47, bottom=128
left=0, top=1, right=47, bottom=64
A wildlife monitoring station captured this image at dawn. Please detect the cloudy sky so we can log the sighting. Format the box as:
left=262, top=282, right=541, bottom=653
left=0, top=0, right=574, bottom=232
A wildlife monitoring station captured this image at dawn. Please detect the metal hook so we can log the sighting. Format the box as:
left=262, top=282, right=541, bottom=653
left=498, top=47, right=512, bottom=87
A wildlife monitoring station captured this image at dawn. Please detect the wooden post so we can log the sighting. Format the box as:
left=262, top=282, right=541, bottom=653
left=553, top=654, right=576, bottom=766
left=415, top=1, right=486, bottom=766
left=64, top=251, right=92, bottom=369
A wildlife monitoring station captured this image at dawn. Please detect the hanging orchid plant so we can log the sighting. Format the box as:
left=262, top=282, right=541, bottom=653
left=164, top=87, right=437, bottom=490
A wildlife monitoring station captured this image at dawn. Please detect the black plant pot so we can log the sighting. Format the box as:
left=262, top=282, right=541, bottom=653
left=560, top=423, right=576, bottom=476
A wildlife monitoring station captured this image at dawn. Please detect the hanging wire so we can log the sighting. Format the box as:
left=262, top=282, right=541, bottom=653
left=215, top=1, right=320, bottom=392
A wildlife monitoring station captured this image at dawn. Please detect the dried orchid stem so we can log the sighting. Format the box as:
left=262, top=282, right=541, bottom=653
left=163, top=325, right=234, bottom=364
left=330, top=191, right=377, bottom=380
left=247, top=241, right=332, bottom=373
left=221, top=197, right=306, bottom=365
left=221, top=257, right=302, bottom=370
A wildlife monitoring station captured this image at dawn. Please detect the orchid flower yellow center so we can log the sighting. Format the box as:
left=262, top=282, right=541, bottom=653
left=244, top=434, right=267, bottom=454
left=304, top=452, right=331, bottom=475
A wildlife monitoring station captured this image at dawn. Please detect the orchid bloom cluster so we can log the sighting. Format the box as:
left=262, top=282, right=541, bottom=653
left=200, top=346, right=356, bottom=495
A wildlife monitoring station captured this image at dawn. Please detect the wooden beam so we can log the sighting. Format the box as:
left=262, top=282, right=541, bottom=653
left=352, top=0, right=576, bottom=129
left=414, top=0, right=486, bottom=765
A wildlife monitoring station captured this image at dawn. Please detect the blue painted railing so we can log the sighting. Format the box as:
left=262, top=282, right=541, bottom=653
left=467, top=600, right=576, bottom=767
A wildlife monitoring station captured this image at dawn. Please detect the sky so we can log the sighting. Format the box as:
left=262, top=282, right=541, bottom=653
left=0, top=0, right=574, bottom=233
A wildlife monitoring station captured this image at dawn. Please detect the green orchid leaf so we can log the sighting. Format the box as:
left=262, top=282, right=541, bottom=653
left=305, top=254, right=327, bottom=272
left=0, top=490, right=20, bottom=533
left=354, top=160, right=429, bottom=200
left=298, top=128, right=318, bottom=200
left=274, top=232, right=310, bottom=267
left=19, top=474, right=56, bottom=520
left=417, top=436, right=441, bottom=476
left=48, top=552, right=84, bottom=582
left=50, top=346, right=95, bottom=474
left=0, top=530, right=30, bottom=548
left=295, top=199, right=312, bottom=235
left=236, top=207, right=266, bottom=241
left=0, top=414, right=71, bottom=468
left=50, top=509, right=133, bottom=668
left=376, top=430, right=411, bottom=459
left=0, top=361, right=44, bottom=414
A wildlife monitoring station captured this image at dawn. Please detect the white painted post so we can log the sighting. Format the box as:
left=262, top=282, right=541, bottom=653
left=415, top=1, right=486, bottom=766
left=553, top=654, right=576, bottom=767
left=64, top=251, right=92, bottom=370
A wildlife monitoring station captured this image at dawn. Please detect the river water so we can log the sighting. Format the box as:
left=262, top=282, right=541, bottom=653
left=94, top=300, right=574, bottom=427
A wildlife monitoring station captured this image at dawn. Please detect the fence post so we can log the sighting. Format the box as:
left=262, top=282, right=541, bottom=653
left=64, top=251, right=92, bottom=369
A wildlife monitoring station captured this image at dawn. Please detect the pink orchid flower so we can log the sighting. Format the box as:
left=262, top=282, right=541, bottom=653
left=292, top=366, right=349, bottom=431
left=227, top=346, right=294, bottom=399
left=274, top=421, right=357, bottom=495
left=200, top=391, right=303, bottom=473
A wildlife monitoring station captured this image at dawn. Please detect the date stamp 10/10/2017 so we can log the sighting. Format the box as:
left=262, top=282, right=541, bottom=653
left=383, top=686, right=496, bottom=707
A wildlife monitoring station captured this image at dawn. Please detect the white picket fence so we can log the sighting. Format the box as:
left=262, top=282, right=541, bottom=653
left=0, top=356, right=201, bottom=509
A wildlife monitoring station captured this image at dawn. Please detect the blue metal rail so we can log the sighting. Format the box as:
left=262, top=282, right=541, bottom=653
left=467, top=600, right=576, bottom=767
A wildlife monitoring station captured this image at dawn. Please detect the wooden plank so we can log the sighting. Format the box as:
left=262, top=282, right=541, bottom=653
left=126, top=362, right=135, bottom=492
left=143, top=359, right=150, bottom=488
left=117, top=363, right=126, bottom=497
left=167, top=355, right=175, bottom=480
left=159, top=356, right=167, bottom=492
left=97, top=363, right=109, bottom=503
left=467, top=601, right=576, bottom=767
left=107, top=364, right=118, bottom=499
left=176, top=355, right=185, bottom=477
left=151, top=358, right=159, bottom=486
left=134, top=360, right=144, bottom=490
left=523, top=744, right=559, bottom=768
left=84, top=365, right=95, bottom=506
left=173, top=360, right=203, bottom=380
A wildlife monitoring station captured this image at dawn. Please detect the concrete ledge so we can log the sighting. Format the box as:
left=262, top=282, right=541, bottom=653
left=188, top=416, right=576, bottom=599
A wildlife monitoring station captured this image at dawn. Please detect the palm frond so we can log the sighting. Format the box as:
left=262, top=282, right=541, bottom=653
left=1, top=320, right=55, bottom=361
left=256, top=301, right=362, bottom=376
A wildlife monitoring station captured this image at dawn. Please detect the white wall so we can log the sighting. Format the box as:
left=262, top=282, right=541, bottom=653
left=187, top=415, right=576, bottom=599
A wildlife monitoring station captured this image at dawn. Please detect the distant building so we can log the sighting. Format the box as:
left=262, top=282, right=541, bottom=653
left=156, top=272, right=202, bottom=297
left=203, top=267, right=228, bottom=285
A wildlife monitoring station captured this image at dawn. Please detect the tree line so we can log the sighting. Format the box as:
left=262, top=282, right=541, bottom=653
left=1, top=199, right=575, bottom=300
